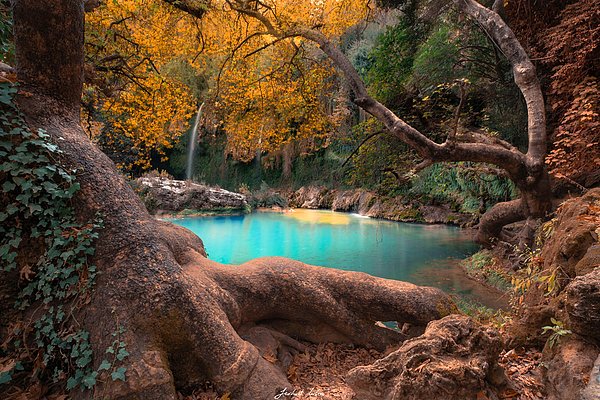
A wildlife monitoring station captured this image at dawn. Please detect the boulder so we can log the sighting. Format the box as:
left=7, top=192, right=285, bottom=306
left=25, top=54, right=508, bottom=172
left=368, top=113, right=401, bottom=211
left=136, top=177, right=248, bottom=214
left=582, top=353, right=600, bottom=400
left=287, top=186, right=475, bottom=225
left=331, top=189, right=375, bottom=213
left=539, top=189, right=600, bottom=278
left=544, top=337, right=600, bottom=400
left=288, top=186, right=334, bottom=209
left=509, top=189, right=600, bottom=346
left=564, top=267, right=600, bottom=341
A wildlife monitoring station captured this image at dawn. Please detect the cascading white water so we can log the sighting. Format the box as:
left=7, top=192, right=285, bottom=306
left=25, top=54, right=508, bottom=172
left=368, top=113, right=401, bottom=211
left=185, top=102, right=204, bottom=181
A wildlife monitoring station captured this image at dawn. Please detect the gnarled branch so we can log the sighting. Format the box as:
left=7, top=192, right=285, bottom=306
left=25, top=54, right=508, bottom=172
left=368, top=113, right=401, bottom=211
left=454, top=0, right=546, bottom=170
left=163, top=0, right=210, bottom=19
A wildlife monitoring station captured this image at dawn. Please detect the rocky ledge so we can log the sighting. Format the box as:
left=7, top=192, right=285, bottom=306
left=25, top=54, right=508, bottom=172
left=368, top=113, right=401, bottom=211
left=289, top=186, right=476, bottom=226
left=135, top=177, right=248, bottom=215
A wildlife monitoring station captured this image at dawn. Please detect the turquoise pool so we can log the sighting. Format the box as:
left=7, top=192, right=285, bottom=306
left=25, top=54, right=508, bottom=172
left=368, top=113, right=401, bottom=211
left=171, top=209, right=505, bottom=307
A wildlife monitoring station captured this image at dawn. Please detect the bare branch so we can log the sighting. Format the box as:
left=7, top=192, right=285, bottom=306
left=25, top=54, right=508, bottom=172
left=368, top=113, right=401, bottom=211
left=340, top=130, right=386, bottom=168
left=163, top=0, right=209, bottom=19
left=243, top=34, right=297, bottom=59
left=447, top=80, right=467, bottom=143
left=454, top=0, right=546, bottom=170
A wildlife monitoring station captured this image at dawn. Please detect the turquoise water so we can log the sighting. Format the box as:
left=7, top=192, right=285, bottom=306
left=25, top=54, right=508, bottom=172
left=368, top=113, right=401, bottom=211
left=171, top=210, right=505, bottom=307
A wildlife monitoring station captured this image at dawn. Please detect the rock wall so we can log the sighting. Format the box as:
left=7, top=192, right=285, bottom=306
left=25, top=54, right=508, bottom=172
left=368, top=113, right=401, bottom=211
left=508, top=189, right=600, bottom=400
left=288, top=186, right=476, bottom=226
left=135, top=179, right=476, bottom=226
left=135, top=177, right=248, bottom=214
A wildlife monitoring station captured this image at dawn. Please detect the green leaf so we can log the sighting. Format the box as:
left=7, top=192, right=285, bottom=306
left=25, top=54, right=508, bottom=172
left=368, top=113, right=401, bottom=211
left=2, top=181, right=16, bottom=191
left=116, top=348, right=129, bottom=361
left=111, top=367, right=127, bottom=382
left=76, top=355, right=92, bottom=368
left=0, top=371, right=12, bottom=385
left=29, top=204, right=43, bottom=214
left=0, top=92, right=12, bottom=105
left=66, top=376, right=79, bottom=390
left=98, top=359, right=112, bottom=371
left=82, top=371, right=98, bottom=388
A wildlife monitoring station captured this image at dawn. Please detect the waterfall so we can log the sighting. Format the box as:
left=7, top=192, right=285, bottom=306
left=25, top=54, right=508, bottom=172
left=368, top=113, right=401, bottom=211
left=185, top=102, right=204, bottom=181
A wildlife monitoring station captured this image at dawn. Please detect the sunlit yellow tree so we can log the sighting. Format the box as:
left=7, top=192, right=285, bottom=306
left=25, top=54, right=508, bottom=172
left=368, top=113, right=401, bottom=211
left=85, top=0, right=201, bottom=170
left=213, top=0, right=371, bottom=161
left=84, top=0, right=370, bottom=171
left=217, top=40, right=337, bottom=162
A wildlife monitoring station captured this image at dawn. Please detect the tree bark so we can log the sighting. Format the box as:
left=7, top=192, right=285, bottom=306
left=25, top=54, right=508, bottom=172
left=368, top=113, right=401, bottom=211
left=8, top=1, right=458, bottom=398
left=13, top=0, right=84, bottom=108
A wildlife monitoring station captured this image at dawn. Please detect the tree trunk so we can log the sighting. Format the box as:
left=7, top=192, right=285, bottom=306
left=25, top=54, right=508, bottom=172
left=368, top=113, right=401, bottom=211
left=477, top=167, right=552, bottom=245
left=7, top=1, right=457, bottom=398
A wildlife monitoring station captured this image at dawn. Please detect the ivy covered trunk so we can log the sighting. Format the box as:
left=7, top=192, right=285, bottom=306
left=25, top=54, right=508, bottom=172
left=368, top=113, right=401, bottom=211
left=1, top=1, right=457, bottom=398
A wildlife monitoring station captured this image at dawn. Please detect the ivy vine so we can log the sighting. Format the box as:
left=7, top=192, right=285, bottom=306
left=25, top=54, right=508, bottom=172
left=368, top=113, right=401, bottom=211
left=0, top=81, right=126, bottom=392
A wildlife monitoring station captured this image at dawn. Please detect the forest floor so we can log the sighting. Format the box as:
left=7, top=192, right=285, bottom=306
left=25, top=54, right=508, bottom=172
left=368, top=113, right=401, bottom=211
left=185, top=341, right=545, bottom=400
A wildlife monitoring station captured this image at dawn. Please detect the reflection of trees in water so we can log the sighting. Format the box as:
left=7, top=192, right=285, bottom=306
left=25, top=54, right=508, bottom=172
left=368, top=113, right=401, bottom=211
left=413, top=260, right=509, bottom=310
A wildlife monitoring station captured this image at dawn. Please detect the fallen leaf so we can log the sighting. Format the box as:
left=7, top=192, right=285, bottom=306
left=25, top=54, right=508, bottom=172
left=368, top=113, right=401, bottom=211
left=0, top=358, right=15, bottom=373
left=476, top=391, right=490, bottom=400
left=500, top=388, right=519, bottom=398
left=287, top=364, right=298, bottom=381
left=19, top=264, right=34, bottom=281
left=262, top=354, right=277, bottom=364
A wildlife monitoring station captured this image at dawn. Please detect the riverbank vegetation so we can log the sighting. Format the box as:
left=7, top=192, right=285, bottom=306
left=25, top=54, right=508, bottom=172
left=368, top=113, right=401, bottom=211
left=1, top=0, right=599, bottom=399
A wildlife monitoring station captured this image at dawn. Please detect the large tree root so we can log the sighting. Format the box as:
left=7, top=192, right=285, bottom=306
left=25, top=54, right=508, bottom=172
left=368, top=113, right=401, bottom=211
left=14, top=102, right=457, bottom=399
left=476, top=199, right=526, bottom=245
left=346, top=315, right=505, bottom=400
left=98, top=221, right=457, bottom=399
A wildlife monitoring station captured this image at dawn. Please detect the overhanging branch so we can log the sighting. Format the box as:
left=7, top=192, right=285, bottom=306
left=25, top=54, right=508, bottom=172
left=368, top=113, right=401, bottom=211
left=163, top=0, right=209, bottom=19
left=165, top=0, right=542, bottom=182
left=454, top=0, right=546, bottom=168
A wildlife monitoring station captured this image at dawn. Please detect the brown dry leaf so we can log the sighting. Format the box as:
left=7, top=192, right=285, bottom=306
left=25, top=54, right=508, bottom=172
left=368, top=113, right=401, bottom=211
left=476, top=391, right=490, bottom=400
left=414, top=359, right=430, bottom=373
left=503, top=349, right=518, bottom=360
left=19, top=264, right=34, bottom=281
left=262, top=354, right=277, bottom=364
left=26, top=382, right=44, bottom=399
left=0, top=74, right=17, bottom=84
left=220, top=392, right=231, bottom=400
left=0, top=358, right=16, bottom=373
left=499, top=388, right=519, bottom=399
left=287, top=364, right=298, bottom=381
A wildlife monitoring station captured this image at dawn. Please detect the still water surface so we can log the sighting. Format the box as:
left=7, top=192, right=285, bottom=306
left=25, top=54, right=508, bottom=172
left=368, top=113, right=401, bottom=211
left=171, top=209, right=506, bottom=308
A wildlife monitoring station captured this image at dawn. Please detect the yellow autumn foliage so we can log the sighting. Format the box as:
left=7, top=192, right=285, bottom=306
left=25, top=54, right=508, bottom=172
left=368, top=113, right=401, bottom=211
left=85, top=0, right=371, bottom=169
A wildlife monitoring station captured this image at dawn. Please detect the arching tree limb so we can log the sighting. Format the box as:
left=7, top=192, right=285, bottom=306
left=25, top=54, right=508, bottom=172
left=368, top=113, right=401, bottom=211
left=225, top=1, right=529, bottom=179
left=217, top=0, right=553, bottom=242
left=475, top=199, right=525, bottom=245
left=454, top=0, right=547, bottom=171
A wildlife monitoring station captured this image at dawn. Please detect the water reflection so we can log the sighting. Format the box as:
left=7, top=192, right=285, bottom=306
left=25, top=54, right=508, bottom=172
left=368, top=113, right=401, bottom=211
left=170, top=210, right=506, bottom=308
